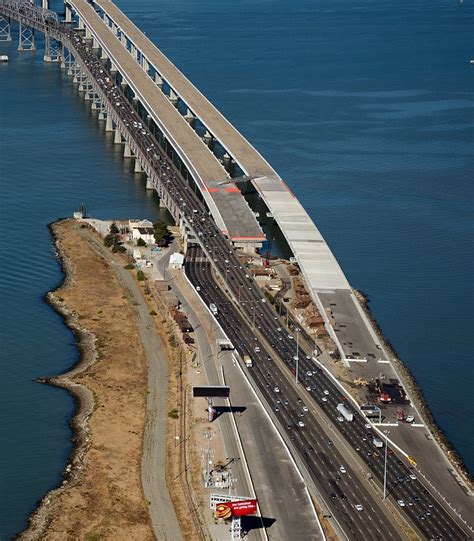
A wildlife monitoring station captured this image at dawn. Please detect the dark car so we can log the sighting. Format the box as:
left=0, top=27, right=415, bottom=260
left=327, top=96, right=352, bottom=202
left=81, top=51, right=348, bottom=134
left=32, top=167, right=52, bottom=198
left=330, top=493, right=337, bottom=500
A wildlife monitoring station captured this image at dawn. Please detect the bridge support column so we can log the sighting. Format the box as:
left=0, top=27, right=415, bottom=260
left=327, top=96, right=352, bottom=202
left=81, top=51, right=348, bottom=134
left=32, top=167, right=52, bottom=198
left=123, top=142, right=132, bottom=158
left=159, top=197, right=167, bottom=209
left=203, top=130, right=213, bottom=147
left=154, top=73, right=163, bottom=89
left=169, top=89, right=178, bottom=107
left=185, top=108, right=196, bottom=125
left=105, top=115, right=114, bottom=132
left=42, top=0, right=49, bottom=9
left=114, top=128, right=123, bottom=144
left=17, top=22, right=35, bottom=51
left=146, top=178, right=154, bottom=190
left=64, top=4, right=72, bottom=23
left=134, top=160, right=143, bottom=173
left=44, top=34, right=61, bottom=62
left=0, top=15, right=12, bottom=42
left=77, top=17, right=85, bottom=31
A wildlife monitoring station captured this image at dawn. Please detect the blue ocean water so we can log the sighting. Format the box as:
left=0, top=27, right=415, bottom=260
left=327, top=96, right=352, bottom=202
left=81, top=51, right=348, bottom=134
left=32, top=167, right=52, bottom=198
left=1, top=0, right=473, bottom=538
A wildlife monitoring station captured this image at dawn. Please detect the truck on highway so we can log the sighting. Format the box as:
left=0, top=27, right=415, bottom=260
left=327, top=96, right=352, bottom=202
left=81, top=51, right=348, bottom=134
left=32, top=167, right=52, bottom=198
left=209, top=303, right=218, bottom=316
left=337, top=403, right=354, bottom=422
left=373, top=436, right=384, bottom=448
left=243, top=355, right=253, bottom=368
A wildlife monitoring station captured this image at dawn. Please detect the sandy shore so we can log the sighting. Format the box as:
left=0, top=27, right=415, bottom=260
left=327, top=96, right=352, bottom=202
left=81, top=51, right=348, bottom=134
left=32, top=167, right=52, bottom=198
left=353, top=288, right=473, bottom=491
left=17, top=219, right=155, bottom=540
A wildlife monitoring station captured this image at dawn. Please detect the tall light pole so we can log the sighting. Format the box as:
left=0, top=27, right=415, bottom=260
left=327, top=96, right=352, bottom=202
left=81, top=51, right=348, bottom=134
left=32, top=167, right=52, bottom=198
left=295, top=327, right=300, bottom=385
left=383, top=429, right=390, bottom=500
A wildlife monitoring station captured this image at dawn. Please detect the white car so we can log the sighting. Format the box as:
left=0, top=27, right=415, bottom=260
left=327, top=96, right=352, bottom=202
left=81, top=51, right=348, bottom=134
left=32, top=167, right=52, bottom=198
left=339, top=466, right=347, bottom=474
left=288, top=334, right=294, bottom=340
left=277, top=327, right=282, bottom=332
left=355, top=504, right=363, bottom=512
left=298, top=421, right=305, bottom=428
left=306, top=386, right=312, bottom=392
left=409, top=473, right=417, bottom=480
left=306, top=371, right=313, bottom=377
left=274, top=387, right=280, bottom=393
left=337, top=416, right=344, bottom=422
left=397, top=499, right=405, bottom=507
left=323, top=389, right=330, bottom=395
left=254, top=346, right=260, bottom=353
left=321, top=397, right=328, bottom=402
left=302, top=406, right=309, bottom=412
left=196, top=286, right=201, bottom=292
left=365, top=423, right=372, bottom=429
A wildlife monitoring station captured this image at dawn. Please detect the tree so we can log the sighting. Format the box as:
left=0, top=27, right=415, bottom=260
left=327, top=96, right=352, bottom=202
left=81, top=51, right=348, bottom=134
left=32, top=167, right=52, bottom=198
left=137, top=237, right=147, bottom=247
left=109, top=222, right=119, bottom=235
left=153, top=220, right=170, bottom=246
left=137, top=270, right=145, bottom=281
left=103, top=234, right=115, bottom=247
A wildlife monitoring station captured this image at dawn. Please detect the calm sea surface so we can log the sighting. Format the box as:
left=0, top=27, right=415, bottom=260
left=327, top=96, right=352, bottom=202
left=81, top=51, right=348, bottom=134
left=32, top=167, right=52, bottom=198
left=1, top=0, right=473, bottom=537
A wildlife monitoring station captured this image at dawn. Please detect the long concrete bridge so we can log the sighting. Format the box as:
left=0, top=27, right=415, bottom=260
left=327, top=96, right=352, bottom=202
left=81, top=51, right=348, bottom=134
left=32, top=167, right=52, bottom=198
left=0, top=0, right=390, bottom=365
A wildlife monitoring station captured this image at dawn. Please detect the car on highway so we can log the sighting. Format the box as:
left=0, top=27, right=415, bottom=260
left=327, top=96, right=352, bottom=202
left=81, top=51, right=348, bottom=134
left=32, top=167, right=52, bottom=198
left=355, top=504, right=363, bottom=512
left=306, top=371, right=313, bottom=376
left=302, top=406, right=309, bottom=412
left=409, top=473, right=417, bottom=480
left=298, top=421, right=305, bottom=428
left=339, top=466, right=346, bottom=474
left=254, top=346, right=260, bottom=353
left=288, top=334, right=294, bottom=339
left=327, top=440, right=333, bottom=446
left=274, top=387, right=280, bottom=393
left=276, top=327, right=282, bottom=332
left=330, top=493, right=337, bottom=499
left=321, top=396, right=328, bottom=402
left=323, top=389, right=329, bottom=395
left=306, top=386, right=312, bottom=392
left=337, top=416, right=344, bottom=422
left=365, top=423, right=372, bottom=429
left=397, top=499, right=405, bottom=507
left=274, top=406, right=280, bottom=412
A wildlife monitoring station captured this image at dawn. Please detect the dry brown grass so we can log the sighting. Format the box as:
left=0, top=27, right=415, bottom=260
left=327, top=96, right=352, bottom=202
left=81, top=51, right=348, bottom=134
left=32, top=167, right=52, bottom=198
left=43, top=220, right=154, bottom=541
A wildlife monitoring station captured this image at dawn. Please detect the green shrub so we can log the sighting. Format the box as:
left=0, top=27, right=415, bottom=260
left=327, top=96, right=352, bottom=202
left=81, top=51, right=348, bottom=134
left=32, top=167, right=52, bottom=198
left=124, top=264, right=134, bottom=270
left=137, top=238, right=147, bottom=247
left=137, top=270, right=145, bottom=281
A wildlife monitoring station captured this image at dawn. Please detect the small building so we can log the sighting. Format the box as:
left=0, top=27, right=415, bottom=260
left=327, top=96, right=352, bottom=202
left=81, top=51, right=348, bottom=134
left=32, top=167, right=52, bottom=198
left=133, top=249, right=142, bottom=261
left=169, top=252, right=184, bottom=269
left=129, top=219, right=155, bottom=245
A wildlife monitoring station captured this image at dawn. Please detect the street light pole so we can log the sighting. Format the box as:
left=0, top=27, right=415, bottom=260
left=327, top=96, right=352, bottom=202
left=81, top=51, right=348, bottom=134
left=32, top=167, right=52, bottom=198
left=295, top=328, right=300, bottom=385
left=383, top=429, right=390, bottom=500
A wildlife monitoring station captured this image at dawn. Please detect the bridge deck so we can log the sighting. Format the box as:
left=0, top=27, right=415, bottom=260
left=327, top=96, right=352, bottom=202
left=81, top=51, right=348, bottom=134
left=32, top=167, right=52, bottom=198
left=72, top=0, right=350, bottom=289
left=69, top=0, right=263, bottom=243
left=92, top=1, right=351, bottom=291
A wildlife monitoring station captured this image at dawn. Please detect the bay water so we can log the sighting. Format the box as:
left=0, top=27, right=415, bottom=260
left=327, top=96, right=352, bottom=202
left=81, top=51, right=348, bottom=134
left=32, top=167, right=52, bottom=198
left=1, top=0, right=473, bottom=537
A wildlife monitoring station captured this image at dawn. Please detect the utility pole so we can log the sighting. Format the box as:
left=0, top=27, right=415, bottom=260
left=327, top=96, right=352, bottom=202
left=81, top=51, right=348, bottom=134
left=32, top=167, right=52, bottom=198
left=383, top=429, right=390, bottom=500
left=295, top=327, right=300, bottom=385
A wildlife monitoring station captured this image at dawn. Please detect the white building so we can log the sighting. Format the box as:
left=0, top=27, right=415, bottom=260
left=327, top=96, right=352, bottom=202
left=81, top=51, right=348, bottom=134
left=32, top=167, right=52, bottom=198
left=129, top=219, right=155, bottom=245
left=169, top=252, right=184, bottom=269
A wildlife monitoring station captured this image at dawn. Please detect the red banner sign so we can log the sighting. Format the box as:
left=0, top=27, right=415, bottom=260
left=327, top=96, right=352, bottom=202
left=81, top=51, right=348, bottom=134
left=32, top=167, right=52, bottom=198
left=214, top=499, right=258, bottom=519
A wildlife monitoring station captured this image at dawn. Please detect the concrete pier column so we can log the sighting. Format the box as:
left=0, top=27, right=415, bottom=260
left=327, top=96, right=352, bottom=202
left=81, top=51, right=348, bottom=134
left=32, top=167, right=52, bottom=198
left=114, top=128, right=122, bottom=144
left=159, top=197, right=167, bottom=209
left=77, top=17, right=85, bottom=30
left=105, top=115, right=114, bottom=132
left=65, top=4, right=72, bottom=23
left=223, top=153, right=232, bottom=167
left=169, top=89, right=178, bottom=107
left=123, top=142, right=132, bottom=158
left=42, top=0, right=49, bottom=10
left=110, top=62, right=117, bottom=74
left=154, top=73, right=163, bottom=88
left=146, top=178, right=154, bottom=190
left=98, top=111, right=106, bottom=120
left=134, top=160, right=143, bottom=173
left=185, top=108, right=196, bottom=124
left=203, top=130, right=213, bottom=147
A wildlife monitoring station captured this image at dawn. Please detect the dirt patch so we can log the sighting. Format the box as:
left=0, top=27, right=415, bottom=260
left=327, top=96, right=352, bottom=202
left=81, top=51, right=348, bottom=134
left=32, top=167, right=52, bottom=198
left=18, top=219, right=154, bottom=541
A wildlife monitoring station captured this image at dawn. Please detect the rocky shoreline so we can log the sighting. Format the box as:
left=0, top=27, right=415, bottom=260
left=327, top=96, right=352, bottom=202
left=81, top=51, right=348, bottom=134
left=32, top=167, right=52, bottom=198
left=15, top=220, right=98, bottom=541
left=353, top=288, right=473, bottom=492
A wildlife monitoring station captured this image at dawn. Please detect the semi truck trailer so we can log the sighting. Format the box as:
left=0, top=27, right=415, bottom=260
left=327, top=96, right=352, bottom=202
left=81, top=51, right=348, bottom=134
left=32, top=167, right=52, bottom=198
left=337, top=403, right=354, bottom=422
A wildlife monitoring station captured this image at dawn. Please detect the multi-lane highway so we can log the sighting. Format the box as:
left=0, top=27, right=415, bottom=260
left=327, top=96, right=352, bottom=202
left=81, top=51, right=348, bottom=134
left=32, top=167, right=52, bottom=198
left=8, top=8, right=470, bottom=539
left=185, top=246, right=471, bottom=541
